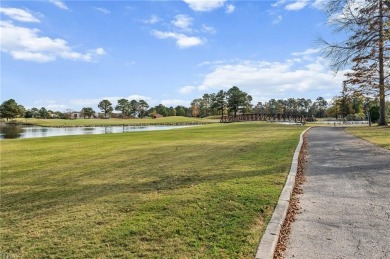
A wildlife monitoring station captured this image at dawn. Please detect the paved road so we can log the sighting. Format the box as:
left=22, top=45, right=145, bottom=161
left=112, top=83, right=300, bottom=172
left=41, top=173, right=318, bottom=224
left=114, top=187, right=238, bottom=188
left=284, top=127, right=390, bottom=259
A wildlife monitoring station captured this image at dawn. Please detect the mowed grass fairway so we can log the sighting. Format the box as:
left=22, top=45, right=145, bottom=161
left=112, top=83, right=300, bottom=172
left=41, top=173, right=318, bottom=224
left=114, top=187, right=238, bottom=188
left=1, top=123, right=305, bottom=258
left=346, top=126, right=390, bottom=150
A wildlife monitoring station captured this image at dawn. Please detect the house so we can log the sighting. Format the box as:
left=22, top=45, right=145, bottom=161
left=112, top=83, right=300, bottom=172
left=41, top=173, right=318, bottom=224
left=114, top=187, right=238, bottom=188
left=71, top=112, right=82, bottom=119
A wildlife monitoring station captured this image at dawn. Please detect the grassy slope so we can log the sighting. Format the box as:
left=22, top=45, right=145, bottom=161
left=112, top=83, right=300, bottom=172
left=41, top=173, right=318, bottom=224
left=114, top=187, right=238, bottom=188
left=346, top=126, right=390, bottom=150
left=12, top=116, right=217, bottom=127
left=1, top=123, right=306, bottom=258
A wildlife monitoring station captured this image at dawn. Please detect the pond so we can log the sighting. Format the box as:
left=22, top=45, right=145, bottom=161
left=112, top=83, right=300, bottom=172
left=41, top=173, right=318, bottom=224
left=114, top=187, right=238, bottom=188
left=0, top=125, right=193, bottom=140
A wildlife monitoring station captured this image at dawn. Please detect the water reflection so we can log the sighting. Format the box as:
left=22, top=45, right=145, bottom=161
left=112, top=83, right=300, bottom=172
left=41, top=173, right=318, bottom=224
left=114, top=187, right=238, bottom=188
left=0, top=124, right=192, bottom=140
left=0, top=125, right=24, bottom=139
left=83, top=127, right=95, bottom=134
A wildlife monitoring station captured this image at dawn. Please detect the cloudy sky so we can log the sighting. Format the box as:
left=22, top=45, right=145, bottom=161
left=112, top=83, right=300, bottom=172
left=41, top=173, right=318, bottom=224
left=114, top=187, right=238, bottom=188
left=1, top=0, right=347, bottom=111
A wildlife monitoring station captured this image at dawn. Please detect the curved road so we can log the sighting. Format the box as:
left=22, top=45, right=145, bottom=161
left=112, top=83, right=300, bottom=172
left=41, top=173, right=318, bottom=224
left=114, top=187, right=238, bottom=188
left=284, top=127, right=390, bottom=259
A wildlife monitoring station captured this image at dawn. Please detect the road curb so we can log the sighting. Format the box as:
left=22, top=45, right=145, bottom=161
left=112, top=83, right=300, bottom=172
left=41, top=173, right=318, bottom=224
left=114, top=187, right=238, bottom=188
left=255, top=127, right=310, bottom=259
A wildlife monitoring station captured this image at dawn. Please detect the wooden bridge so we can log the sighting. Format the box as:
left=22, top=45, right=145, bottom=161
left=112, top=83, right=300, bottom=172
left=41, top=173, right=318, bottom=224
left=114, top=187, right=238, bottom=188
left=220, top=113, right=306, bottom=124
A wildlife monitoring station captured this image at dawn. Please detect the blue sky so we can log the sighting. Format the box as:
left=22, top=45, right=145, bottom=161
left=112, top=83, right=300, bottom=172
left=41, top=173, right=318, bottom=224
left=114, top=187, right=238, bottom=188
left=1, top=0, right=347, bottom=111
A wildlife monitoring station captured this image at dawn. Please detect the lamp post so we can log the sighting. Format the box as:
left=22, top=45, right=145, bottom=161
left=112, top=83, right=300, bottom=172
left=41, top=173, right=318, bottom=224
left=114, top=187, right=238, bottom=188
left=364, top=97, right=373, bottom=127
left=367, top=110, right=371, bottom=127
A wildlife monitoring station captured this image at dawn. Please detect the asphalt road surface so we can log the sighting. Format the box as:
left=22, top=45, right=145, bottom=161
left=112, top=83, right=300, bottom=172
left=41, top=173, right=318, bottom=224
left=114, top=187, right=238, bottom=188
left=284, top=127, right=390, bottom=259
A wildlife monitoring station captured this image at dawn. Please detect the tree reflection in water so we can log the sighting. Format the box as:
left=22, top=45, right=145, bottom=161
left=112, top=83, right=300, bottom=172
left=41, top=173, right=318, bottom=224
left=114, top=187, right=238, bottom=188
left=0, top=125, right=24, bottom=139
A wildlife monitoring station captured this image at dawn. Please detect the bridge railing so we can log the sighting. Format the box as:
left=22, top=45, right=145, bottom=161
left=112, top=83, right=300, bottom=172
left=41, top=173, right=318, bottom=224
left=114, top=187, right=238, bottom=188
left=220, top=113, right=306, bottom=124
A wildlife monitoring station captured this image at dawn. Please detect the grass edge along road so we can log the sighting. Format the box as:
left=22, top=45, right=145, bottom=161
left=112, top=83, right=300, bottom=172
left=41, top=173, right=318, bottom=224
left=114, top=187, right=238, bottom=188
left=1, top=123, right=306, bottom=258
left=346, top=126, right=390, bottom=150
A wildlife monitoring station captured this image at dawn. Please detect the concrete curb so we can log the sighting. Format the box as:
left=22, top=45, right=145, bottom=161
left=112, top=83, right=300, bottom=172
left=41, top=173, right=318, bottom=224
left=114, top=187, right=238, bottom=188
left=255, top=127, right=310, bottom=259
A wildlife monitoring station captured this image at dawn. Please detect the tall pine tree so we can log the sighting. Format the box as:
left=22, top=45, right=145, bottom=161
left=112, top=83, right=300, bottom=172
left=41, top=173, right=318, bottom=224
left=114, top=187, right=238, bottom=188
left=321, top=0, right=389, bottom=125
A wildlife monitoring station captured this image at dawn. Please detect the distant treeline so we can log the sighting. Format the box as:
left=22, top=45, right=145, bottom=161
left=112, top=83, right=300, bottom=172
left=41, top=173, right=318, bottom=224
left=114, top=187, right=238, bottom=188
left=1, top=86, right=388, bottom=122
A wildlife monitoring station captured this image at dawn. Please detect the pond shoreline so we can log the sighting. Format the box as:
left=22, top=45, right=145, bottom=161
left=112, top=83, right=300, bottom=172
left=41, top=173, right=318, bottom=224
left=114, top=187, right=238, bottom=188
left=2, top=121, right=214, bottom=128
left=0, top=124, right=203, bottom=140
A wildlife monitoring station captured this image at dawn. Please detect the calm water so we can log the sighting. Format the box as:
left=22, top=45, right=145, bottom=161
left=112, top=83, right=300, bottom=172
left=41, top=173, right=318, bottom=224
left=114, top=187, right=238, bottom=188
left=0, top=125, right=193, bottom=139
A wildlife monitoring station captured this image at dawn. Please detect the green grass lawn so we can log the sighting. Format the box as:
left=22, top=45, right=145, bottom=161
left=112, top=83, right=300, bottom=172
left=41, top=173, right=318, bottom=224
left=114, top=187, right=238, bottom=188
left=10, top=116, right=218, bottom=127
left=0, top=123, right=306, bottom=258
left=346, top=125, right=390, bottom=150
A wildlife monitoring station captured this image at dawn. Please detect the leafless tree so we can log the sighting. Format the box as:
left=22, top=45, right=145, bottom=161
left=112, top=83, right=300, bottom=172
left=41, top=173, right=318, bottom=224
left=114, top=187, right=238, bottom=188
left=319, top=0, right=390, bottom=125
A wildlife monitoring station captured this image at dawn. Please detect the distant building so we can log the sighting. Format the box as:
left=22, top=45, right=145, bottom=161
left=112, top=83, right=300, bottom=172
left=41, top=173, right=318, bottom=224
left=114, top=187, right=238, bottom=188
left=48, top=112, right=59, bottom=118
left=71, top=112, right=82, bottom=119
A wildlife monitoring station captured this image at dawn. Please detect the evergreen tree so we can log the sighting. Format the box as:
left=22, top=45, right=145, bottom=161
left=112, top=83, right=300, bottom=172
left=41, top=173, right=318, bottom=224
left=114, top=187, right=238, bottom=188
left=98, top=99, right=113, bottom=118
left=321, top=0, right=390, bottom=125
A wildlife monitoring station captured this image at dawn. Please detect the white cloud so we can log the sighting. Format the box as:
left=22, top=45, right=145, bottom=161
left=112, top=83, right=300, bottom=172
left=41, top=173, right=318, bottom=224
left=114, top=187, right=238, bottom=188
left=94, top=7, right=111, bottom=14
left=172, top=14, right=193, bottom=31
left=272, top=15, right=283, bottom=24
left=176, top=36, right=205, bottom=48
left=272, top=0, right=311, bottom=11
left=143, top=15, right=161, bottom=24
left=201, top=24, right=217, bottom=34
left=72, top=95, right=152, bottom=107
left=74, top=96, right=157, bottom=109
left=151, top=14, right=214, bottom=48
left=179, top=85, right=196, bottom=94
left=272, top=0, right=287, bottom=7
left=47, top=104, right=67, bottom=110
left=71, top=98, right=101, bottom=106
left=312, top=0, right=326, bottom=9
left=33, top=100, right=67, bottom=110
left=292, top=48, right=320, bottom=61
left=197, top=60, right=227, bottom=67
left=193, top=51, right=347, bottom=102
left=305, top=62, right=326, bottom=72
left=0, top=7, right=40, bottom=23
left=72, top=97, right=123, bottom=107
left=225, top=4, right=235, bottom=14
left=95, top=48, right=106, bottom=55
left=285, top=0, right=310, bottom=11
left=292, top=48, right=320, bottom=56
left=0, top=21, right=105, bottom=63
left=11, top=51, right=55, bottom=62
left=127, top=95, right=152, bottom=101
left=152, top=30, right=205, bottom=48
left=183, top=0, right=226, bottom=12
left=49, top=0, right=69, bottom=10
left=328, top=0, right=365, bottom=24
left=161, top=99, right=190, bottom=107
